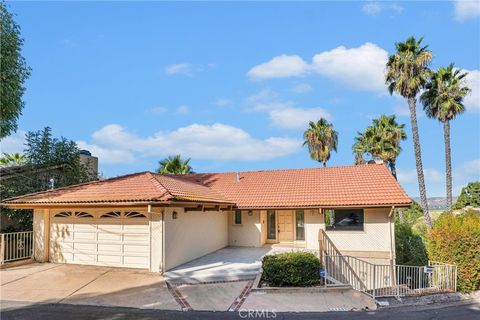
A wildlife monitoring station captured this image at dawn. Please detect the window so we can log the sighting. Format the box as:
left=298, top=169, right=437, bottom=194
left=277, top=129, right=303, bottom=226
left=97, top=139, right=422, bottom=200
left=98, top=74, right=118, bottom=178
left=295, top=210, right=305, bottom=240
left=75, top=212, right=93, bottom=218
left=267, top=210, right=276, bottom=239
left=100, top=211, right=121, bottom=218
left=325, top=209, right=364, bottom=231
left=234, top=210, right=242, bottom=225
left=54, top=211, right=72, bottom=218
left=124, top=211, right=146, bottom=218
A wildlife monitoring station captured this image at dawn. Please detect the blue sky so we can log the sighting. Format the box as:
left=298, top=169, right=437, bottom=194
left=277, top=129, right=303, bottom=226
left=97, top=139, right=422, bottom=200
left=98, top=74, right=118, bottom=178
left=2, top=1, right=479, bottom=197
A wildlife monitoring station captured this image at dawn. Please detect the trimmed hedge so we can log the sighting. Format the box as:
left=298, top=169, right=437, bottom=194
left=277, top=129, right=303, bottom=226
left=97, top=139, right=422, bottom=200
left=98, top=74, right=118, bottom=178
left=427, top=211, right=480, bottom=293
left=261, top=252, right=321, bottom=287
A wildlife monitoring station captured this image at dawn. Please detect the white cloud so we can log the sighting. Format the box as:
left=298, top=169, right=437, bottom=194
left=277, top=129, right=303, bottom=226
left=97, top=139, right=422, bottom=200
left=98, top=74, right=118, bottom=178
left=463, top=69, right=480, bottom=112
left=0, top=131, right=26, bottom=154
left=247, top=43, right=388, bottom=93
left=292, top=83, right=312, bottom=93
left=215, top=98, right=232, bottom=107
left=269, top=107, right=331, bottom=129
left=247, top=55, right=310, bottom=80
left=311, top=43, right=388, bottom=92
left=176, top=105, right=189, bottom=114
left=397, top=168, right=444, bottom=185
left=147, top=106, right=168, bottom=115
left=246, top=90, right=331, bottom=129
left=165, top=63, right=194, bottom=76
left=362, top=1, right=403, bottom=16
left=76, top=141, right=136, bottom=165
left=83, top=123, right=302, bottom=162
left=454, top=0, right=480, bottom=21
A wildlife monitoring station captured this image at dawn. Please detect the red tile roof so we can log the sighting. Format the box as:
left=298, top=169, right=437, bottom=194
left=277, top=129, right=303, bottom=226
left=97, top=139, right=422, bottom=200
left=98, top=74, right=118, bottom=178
left=2, top=172, right=231, bottom=205
left=2, top=164, right=411, bottom=208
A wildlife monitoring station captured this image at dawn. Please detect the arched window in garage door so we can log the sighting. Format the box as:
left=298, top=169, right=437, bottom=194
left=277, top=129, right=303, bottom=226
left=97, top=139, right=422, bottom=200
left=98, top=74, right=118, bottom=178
left=124, top=211, right=146, bottom=218
left=100, top=211, right=121, bottom=218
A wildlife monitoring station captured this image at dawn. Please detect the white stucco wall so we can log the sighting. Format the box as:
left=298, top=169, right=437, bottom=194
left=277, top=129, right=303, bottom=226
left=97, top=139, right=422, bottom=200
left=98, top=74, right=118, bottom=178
left=149, top=211, right=163, bottom=273
left=164, top=207, right=228, bottom=270
left=33, top=209, right=49, bottom=262
left=305, top=209, right=322, bottom=250
left=324, top=207, right=392, bottom=258
left=228, top=210, right=261, bottom=247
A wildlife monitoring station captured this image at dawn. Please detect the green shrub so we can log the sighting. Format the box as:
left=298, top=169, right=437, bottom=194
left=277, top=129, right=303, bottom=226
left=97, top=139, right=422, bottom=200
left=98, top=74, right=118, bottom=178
left=395, top=222, right=428, bottom=266
left=261, top=252, right=321, bottom=287
left=427, top=211, right=480, bottom=292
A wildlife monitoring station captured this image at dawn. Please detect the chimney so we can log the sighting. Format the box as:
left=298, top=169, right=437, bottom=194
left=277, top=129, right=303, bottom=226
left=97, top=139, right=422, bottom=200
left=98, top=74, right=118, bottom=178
left=235, top=172, right=240, bottom=182
left=79, top=149, right=99, bottom=180
left=367, top=159, right=384, bottom=165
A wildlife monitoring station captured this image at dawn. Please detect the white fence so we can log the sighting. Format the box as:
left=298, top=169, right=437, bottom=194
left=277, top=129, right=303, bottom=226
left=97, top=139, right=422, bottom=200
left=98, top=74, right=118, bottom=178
left=0, top=231, right=34, bottom=264
left=324, top=255, right=457, bottom=298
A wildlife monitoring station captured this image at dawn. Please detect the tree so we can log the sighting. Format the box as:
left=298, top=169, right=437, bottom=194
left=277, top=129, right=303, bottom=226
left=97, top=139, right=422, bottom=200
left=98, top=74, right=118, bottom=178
left=0, top=152, right=26, bottom=167
left=353, top=115, right=406, bottom=179
left=0, top=127, right=92, bottom=231
left=157, top=155, right=192, bottom=174
left=303, top=118, right=338, bottom=167
left=453, top=182, right=480, bottom=209
left=385, top=36, right=433, bottom=229
left=0, top=2, right=31, bottom=138
left=421, top=64, right=470, bottom=210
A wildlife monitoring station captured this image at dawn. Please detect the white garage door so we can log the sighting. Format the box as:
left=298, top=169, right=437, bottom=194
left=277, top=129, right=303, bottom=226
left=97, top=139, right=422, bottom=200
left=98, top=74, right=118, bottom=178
left=50, top=210, right=150, bottom=269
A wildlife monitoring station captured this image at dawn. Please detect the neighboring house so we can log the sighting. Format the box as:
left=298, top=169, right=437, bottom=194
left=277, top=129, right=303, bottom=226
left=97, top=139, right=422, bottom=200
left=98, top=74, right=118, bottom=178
left=1, top=163, right=411, bottom=273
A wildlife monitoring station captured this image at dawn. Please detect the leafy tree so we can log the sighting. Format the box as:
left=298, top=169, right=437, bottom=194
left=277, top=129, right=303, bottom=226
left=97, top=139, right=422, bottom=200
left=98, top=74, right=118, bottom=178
left=453, top=182, right=480, bottom=209
left=385, top=36, right=433, bottom=229
left=395, top=223, right=428, bottom=266
left=1, top=127, right=92, bottom=231
left=394, top=200, right=424, bottom=226
left=353, top=115, right=406, bottom=179
left=0, top=152, right=26, bottom=167
left=157, top=155, right=192, bottom=174
left=427, top=211, right=480, bottom=292
left=303, top=118, right=338, bottom=167
left=0, top=2, right=31, bottom=138
left=421, top=64, right=470, bottom=210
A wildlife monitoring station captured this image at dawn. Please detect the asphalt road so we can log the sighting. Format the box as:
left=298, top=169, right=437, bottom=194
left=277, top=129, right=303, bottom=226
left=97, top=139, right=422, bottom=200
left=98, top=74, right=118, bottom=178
left=0, top=300, right=479, bottom=320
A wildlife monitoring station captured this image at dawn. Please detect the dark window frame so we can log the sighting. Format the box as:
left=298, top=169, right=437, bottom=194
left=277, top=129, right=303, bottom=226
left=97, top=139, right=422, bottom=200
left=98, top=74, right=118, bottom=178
left=325, top=208, right=364, bottom=231
left=234, top=209, right=242, bottom=225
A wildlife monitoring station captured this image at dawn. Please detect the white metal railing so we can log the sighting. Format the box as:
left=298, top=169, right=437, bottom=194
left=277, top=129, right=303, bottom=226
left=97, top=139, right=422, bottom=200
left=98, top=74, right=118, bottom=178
left=324, top=255, right=457, bottom=298
left=0, top=231, right=34, bottom=264
left=319, top=229, right=457, bottom=298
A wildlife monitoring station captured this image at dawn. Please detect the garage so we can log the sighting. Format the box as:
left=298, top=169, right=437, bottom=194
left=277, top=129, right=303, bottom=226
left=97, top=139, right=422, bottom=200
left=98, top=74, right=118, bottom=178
left=49, top=210, right=151, bottom=269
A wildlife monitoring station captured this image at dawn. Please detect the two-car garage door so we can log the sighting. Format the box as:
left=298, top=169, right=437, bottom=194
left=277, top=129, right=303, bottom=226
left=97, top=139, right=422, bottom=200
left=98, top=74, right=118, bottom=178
left=49, top=210, right=150, bottom=269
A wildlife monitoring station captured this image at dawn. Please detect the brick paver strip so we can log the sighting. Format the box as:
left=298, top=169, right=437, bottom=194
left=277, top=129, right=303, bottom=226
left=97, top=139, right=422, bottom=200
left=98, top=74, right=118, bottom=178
left=228, top=280, right=254, bottom=312
left=166, top=282, right=192, bottom=311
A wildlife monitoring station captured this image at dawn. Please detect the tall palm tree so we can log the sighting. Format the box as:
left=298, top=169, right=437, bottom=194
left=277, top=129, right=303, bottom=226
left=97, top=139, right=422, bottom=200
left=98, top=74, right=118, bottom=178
left=157, top=155, right=192, bottom=174
left=386, top=36, right=433, bottom=229
left=420, top=64, right=470, bottom=210
left=0, top=152, right=26, bottom=167
left=353, top=115, right=406, bottom=180
left=303, top=118, right=338, bottom=167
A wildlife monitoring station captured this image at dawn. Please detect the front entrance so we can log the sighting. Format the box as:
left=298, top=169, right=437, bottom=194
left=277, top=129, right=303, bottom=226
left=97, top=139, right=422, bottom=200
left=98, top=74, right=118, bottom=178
left=277, top=211, right=294, bottom=242
left=266, top=210, right=306, bottom=244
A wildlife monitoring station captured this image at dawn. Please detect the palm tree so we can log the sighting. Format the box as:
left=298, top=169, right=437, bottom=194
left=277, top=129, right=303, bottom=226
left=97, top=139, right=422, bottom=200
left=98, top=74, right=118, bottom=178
left=386, top=36, right=433, bottom=229
left=157, top=155, right=192, bottom=174
left=353, top=115, right=406, bottom=180
left=420, top=64, right=470, bottom=211
left=303, top=118, right=338, bottom=167
left=0, top=152, right=26, bottom=167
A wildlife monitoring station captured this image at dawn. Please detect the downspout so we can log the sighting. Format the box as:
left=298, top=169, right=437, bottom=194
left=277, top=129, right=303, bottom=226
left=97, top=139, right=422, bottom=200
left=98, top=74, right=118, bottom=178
left=388, top=206, right=395, bottom=263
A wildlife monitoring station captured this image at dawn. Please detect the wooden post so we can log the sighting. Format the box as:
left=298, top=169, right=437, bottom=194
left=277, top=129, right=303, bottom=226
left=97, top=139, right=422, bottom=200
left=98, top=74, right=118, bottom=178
left=0, top=234, right=5, bottom=264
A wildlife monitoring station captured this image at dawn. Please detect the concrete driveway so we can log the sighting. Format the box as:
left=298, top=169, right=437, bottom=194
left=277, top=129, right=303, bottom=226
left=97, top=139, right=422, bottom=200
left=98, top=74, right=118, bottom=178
left=0, top=263, right=180, bottom=310
left=164, top=245, right=317, bottom=284
left=164, top=246, right=271, bottom=284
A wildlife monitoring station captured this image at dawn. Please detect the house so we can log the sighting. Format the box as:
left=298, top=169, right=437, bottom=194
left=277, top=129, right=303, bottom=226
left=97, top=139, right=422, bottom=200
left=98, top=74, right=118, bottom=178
left=1, top=163, right=411, bottom=273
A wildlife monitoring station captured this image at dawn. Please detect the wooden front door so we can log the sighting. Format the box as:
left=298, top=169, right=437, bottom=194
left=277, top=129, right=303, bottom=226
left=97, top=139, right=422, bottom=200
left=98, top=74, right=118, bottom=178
left=277, top=211, right=294, bottom=242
